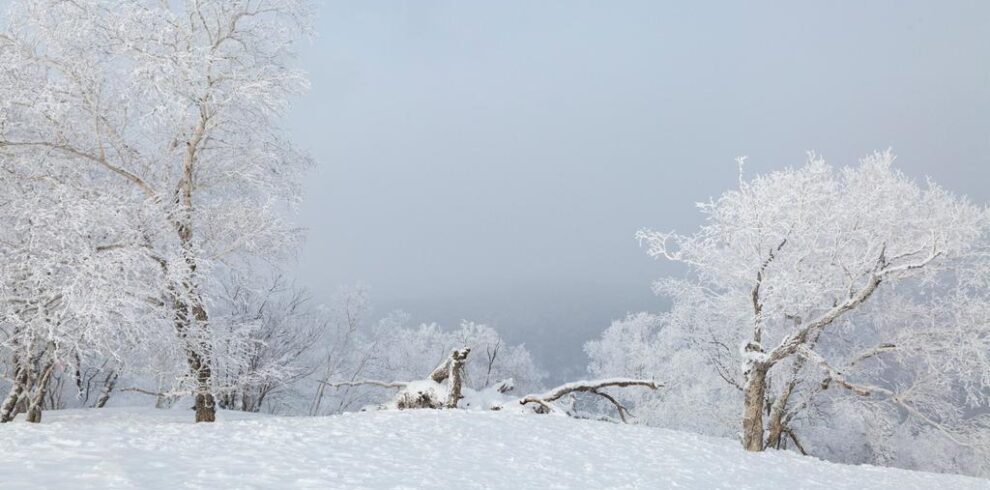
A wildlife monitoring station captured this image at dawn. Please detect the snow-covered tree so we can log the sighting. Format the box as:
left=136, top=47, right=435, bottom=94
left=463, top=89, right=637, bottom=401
left=585, top=312, right=737, bottom=432
left=0, top=156, right=167, bottom=422
left=627, top=152, right=990, bottom=473
left=0, top=0, right=313, bottom=422
left=303, top=285, right=386, bottom=415
left=212, top=273, right=325, bottom=413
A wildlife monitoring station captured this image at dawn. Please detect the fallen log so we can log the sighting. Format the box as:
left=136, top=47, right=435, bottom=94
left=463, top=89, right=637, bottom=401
left=519, top=378, right=660, bottom=422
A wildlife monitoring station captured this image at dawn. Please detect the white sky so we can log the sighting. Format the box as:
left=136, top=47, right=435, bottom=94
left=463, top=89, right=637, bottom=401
left=285, top=1, right=989, bottom=379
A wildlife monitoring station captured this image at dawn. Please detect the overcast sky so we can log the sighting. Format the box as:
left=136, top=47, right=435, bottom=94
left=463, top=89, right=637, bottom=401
left=285, top=0, right=989, bottom=380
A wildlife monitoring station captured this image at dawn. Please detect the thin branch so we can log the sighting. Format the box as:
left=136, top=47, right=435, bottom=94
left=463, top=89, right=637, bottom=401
left=848, top=343, right=897, bottom=366
left=0, top=140, right=156, bottom=197
left=519, top=378, right=660, bottom=423
left=319, top=379, right=408, bottom=390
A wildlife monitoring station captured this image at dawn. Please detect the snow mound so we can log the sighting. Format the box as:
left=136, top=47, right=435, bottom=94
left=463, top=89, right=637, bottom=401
left=0, top=408, right=986, bottom=489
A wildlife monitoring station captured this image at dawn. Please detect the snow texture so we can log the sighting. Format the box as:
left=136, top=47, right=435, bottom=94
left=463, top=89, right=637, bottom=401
left=1, top=408, right=987, bottom=489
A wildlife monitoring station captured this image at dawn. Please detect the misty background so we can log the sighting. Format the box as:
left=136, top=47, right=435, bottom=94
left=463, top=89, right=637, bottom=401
left=285, top=1, right=989, bottom=383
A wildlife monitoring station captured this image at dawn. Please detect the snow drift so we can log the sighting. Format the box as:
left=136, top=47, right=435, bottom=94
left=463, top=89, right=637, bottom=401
left=0, top=408, right=987, bottom=489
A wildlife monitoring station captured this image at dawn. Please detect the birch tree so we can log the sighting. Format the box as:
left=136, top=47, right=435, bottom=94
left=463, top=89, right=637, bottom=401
left=0, top=0, right=312, bottom=421
left=0, top=156, right=164, bottom=422
left=635, top=152, right=990, bottom=458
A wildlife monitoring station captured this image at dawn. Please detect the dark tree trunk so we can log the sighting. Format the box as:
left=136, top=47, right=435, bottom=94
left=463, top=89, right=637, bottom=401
left=95, top=370, right=119, bottom=408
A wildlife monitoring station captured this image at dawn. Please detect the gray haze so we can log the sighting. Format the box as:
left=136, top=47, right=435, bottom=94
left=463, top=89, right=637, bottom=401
left=287, top=1, right=990, bottom=382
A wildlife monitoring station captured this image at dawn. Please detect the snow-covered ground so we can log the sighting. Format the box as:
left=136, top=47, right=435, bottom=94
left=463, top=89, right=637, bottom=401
left=0, top=408, right=986, bottom=489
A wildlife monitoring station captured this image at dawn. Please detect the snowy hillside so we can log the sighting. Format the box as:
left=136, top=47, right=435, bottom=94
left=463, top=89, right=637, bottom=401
left=0, top=409, right=986, bottom=489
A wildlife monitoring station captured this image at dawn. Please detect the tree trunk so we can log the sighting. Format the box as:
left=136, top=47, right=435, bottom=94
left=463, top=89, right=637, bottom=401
left=187, top=344, right=216, bottom=422
left=218, top=389, right=236, bottom=410
left=95, top=370, right=119, bottom=408
left=742, top=364, right=769, bottom=451
left=172, top=281, right=216, bottom=422
left=25, top=356, right=57, bottom=424
left=765, top=399, right=787, bottom=449
left=171, top=110, right=215, bottom=423
left=765, top=365, right=804, bottom=449
left=0, top=364, right=28, bottom=423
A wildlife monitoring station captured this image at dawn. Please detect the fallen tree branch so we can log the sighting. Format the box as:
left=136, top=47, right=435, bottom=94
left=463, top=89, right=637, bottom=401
left=591, top=389, right=633, bottom=423
left=519, top=378, right=660, bottom=422
left=318, top=379, right=408, bottom=390
left=121, top=387, right=187, bottom=398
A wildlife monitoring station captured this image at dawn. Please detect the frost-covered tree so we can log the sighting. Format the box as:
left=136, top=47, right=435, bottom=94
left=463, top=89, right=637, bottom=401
left=0, top=156, right=166, bottom=422
left=629, top=152, right=990, bottom=472
left=585, top=312, right=737, bottom=432
left=212, top=273, right=324, bottom=413
left=0, top=0, right=312, bottom=421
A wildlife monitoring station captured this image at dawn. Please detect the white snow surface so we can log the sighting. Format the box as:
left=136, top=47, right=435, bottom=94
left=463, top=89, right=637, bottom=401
left=0, top=407, right=987, bottom=489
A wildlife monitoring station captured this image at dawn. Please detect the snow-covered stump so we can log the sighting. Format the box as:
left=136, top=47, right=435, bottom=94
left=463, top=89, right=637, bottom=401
left=327, top=348, right=474, bottom=410
left=444, top=349, right=469, bottom=408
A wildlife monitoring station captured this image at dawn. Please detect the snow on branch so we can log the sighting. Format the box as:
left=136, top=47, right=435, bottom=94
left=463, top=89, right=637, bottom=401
left=319, top=379, right=409, bottom=390
left=848, top=343, right=897, bottom=366
left=519, top=378, right=661, bottom=423
left=797, top=345, right=979, bottom=448
left=796, top=346, right=873, bottom=397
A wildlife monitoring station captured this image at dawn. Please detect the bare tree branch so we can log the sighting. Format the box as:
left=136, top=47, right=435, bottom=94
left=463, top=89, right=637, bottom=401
left=519, top=378, right=660, bottom=423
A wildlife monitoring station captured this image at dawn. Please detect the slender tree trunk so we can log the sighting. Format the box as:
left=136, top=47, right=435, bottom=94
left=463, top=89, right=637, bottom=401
left=310, top=362, right=334, bottom=416
left=95, top=370, right=119, bottom=408
left=0, top=364, right=28, bottom=423
left=765, top=358, right=807, bottom=449
left=240, top=392, right=254, bottom=413
left=25, top=355, right=57, bottom=424
left=766, top=330, right=817, bottom=449
left=171, top=116, right=216, bottom=423
left=765, top=386, right=792, bottom=449
left=742, top=364, right=769, bottom=451
left=217, top=388, right=236, bottom=410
